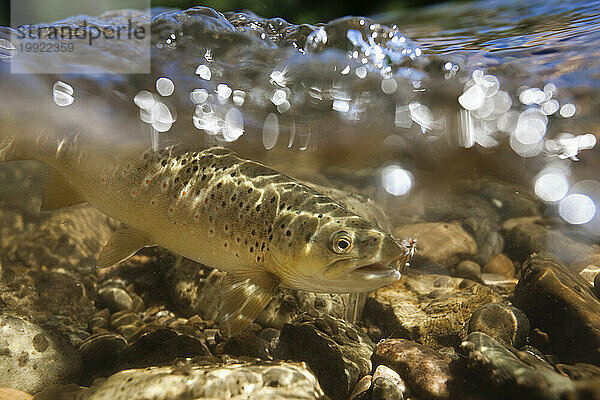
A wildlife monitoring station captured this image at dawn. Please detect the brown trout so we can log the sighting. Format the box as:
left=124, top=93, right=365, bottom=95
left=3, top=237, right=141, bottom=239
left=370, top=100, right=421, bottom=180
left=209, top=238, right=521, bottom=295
left=1, top=133, right=404, bottom=336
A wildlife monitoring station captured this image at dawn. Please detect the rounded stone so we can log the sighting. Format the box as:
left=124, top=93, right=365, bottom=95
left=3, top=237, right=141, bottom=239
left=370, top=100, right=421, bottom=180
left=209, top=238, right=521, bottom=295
left=79, top=332, right=127, bottom=371
left=483, top=253, right=515, bottom=278
left=454, top=260, right=481, bottom=281
left=98, top=287, right=134, bottom=313
left=0, top=315, right=81, bottom=394
left=372, top=365, right=407, bottom=400
left=468, top=303, right=530, bottom=347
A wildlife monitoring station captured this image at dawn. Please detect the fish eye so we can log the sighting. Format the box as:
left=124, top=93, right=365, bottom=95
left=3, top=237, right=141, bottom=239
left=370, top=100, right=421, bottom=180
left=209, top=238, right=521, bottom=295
left=332, top=231, right=353, bottom=253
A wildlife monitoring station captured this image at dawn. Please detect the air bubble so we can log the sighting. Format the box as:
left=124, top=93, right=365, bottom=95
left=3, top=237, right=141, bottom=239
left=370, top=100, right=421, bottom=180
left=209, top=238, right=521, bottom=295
left=52, top=81, right=74, bottom=107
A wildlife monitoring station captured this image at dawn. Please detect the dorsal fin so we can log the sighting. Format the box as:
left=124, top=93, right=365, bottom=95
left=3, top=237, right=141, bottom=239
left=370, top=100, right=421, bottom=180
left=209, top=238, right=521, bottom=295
left=96, top=225, right=154, bottom=268
left=218, top=270, right=279, bottom=337
left=41, top=169, right=85, bottom=211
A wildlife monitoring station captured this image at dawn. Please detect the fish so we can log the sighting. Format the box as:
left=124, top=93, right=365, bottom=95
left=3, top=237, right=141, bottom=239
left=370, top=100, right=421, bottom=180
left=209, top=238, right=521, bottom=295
left=0, top=132, right=404, bottom=336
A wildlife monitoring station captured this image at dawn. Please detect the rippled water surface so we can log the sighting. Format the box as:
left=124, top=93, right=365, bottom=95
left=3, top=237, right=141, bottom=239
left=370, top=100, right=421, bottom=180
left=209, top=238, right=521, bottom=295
left=0, top=0, right=599, bottom=234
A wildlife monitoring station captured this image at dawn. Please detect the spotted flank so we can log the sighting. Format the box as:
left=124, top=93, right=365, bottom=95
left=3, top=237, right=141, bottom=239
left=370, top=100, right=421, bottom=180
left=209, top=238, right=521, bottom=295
left=0, top=136, right=404, bottom=336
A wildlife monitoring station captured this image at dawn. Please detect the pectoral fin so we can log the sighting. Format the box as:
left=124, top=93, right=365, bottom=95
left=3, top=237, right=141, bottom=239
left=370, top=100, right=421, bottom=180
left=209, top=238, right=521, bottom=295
left=218, top=270, right=280, bottom=337
left=41, top=169, right=85, bottom=211
left=97, top=225, right=154, bottom=268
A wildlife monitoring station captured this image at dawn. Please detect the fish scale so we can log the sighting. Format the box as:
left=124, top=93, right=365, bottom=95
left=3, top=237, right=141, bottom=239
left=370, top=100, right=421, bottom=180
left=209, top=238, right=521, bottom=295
left=1, top=132, right=406, bottom=336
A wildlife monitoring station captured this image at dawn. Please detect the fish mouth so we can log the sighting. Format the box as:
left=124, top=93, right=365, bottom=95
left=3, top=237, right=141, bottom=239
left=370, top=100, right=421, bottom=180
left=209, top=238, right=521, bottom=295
left=347, top=258, right=401, bottom=281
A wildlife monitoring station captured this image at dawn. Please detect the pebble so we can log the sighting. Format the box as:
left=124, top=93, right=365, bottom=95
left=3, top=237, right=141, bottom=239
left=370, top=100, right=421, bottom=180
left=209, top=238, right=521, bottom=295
left=0, top=315, right=81, bottom=394
left=71, top=359, right=324, bottom=399
left=514, top=256, right=600, bottom=364
left=482, top=253, right=515, bottom=278
left=97, top=287, right=134, bottom=313
left=461, top=332, right=574, bottom=399
left=372, top=365, right=407, bottom=400
left=394, top=222, right=477, bottom=269
left=468, top=303, right=530, bottom=347
left=372, top=339, right=474, bottom=400
left=453, top=260, right=481, bottom=281
left=79, top=332, right=127, bottom=372
left=365, top=270, right=502, bottom=348
left=273, top=314, right=374, bottom=400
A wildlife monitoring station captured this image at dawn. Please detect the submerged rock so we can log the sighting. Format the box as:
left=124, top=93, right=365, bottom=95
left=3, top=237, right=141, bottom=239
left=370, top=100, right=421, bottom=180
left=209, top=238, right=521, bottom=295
left=273, top=314, right=373, bottom=400
left=371, top=365, right=406, bottom=400
left=482, top=253, right=515, bottom=278
left=513, top=256, right=600, bottom=364
left=394, top=222, right=477, bottom=270
left=71, top=359, right=324, bottom=400
left=372, top=339, right=475, bottom=400
left=504, top=220, right=598, bottom=265
left=365, top=270, right=503, bottom=348
left=461, top=332, right=575, bottom=400
left=452, top=260, right=482, bottom=282
left=0, top=315, right=82, bottom=394
left=468, top=303, right=530, bottom=348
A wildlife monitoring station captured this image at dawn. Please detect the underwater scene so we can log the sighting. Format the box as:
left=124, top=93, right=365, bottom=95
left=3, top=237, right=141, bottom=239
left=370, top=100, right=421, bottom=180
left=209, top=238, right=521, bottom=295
left=0, top=0, right=599, bottom=398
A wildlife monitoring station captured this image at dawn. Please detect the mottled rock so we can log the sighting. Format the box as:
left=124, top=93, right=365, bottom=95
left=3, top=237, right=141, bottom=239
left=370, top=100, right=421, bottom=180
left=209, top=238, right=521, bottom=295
left=453, top=260, right=482, bottom=281
left=468, top=303, right=529, bottom=347
left=514, top=256, right=600, bottom=364
left=461, top=332, right=574, bottom=400
left=371, top=365, right=406, bottom=400
left=394, top=222, right=477, bottom=269
left=372, top=339, right=475, bottom=400
left=273, top=314, right=373, bottom=400
left=483, top=253, right=515, bottom=278
left=365, top=270, right=502, bottom=348
left=3, top=207, right=113, bottom=272
left=73, top=359, right=324, bottom=400
left=504, top=221, right=598, bottom=264
left=0, top=315, right=81, bottom=394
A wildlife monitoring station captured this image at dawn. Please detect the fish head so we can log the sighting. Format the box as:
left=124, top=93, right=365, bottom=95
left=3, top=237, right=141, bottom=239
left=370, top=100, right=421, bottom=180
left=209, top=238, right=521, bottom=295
left=269, top=214, right=403, bottom=293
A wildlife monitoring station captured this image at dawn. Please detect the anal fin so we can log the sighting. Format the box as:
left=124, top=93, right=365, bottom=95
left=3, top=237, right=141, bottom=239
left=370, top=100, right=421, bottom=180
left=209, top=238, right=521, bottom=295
left=218, top=270, right=280, bottom=337
left=97, top=225, right=154, bottom=268
left=41, top=169, right=85, bottom=211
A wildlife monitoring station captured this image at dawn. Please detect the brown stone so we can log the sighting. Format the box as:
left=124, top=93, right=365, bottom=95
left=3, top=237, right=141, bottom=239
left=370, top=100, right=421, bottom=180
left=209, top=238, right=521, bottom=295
left=394, top=222, right=477, bottom=269
left=365, top=270, right=503, bottom=349
left=372, top=339, right=475, bottom=400
left=483, top=253, right=515, bottom=278
left=514, top=256, right=600, bottom=364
